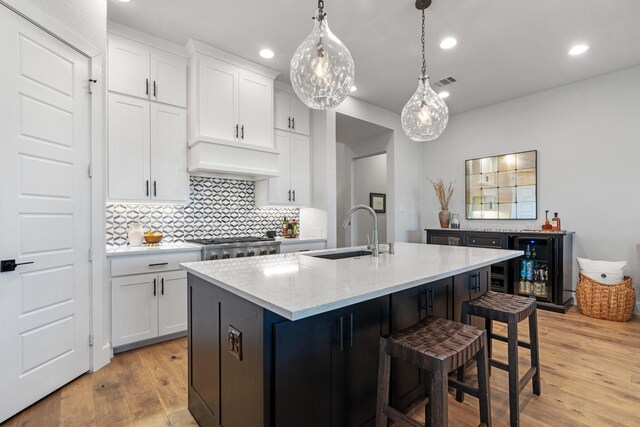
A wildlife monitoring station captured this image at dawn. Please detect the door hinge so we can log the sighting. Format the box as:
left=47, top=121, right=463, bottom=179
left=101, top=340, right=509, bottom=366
left=89, top=334, right=94, bottom=347
left=88, top=163, right=93, bottom=178
left=88, top=79, right=97, bottom=94
left=88, top=249, right=93, bottom=262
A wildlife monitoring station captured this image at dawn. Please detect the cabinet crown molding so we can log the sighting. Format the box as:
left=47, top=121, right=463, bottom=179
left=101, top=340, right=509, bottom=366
left=185, top=38, right=280, bottom=80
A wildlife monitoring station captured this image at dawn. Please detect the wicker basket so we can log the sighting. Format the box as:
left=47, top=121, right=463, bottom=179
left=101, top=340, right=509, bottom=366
left=576, top=273, right=635, bottom=322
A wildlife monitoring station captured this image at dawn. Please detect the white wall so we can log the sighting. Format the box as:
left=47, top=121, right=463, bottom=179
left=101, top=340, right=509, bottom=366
left=421, top=65, right=640, bottom=307
left=352, top=154, right=387, bottom=246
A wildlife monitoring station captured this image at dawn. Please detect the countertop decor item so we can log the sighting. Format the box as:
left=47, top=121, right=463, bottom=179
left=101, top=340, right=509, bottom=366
left=401, top=0, right=449, bottom=142
left=144, top=232, right=163, bottom=244
left=465, top=150, right=537, bottom=220
left=290, top=0, right=354, bottom=110
left=428, top=178, right=454, bottom=228
left=576, top=273, right=635, bottom=321
left=127, top=223, right=144, bottom=247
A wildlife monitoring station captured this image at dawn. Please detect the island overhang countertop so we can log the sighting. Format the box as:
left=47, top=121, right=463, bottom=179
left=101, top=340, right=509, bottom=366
left=180, top=242, right=523, bottom=321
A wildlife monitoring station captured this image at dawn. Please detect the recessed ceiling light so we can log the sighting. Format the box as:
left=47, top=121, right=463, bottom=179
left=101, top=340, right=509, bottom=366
left=568, top=44, right=589, bottom=56
left=440, top=37, right=457, bottom=50
left=117, top=0, right=131, bottom=2
left=439, top=91, right=450, bottom=99
left=259, top=49, right=274, bottom=59
left=350, top=85, right=357, bottom=92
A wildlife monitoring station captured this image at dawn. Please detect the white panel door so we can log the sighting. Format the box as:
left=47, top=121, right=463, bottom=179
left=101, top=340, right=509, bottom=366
left=198, top=56, right=238, bottom=143
left=290, top=134, right=311, bottom=206
left=108, top=37, right=150, bottom=100
left=150, top=103, right=189, bottom=203
left=108, top=94, right=151, bottom=201
left=274, top=89, right=292, bottom=132
left=158, top=271, right=188, bottom=337
left=269, top=130, right=292, bottom=205
left=291, top=95, right=310, bottom=136
left=239, top=70, right=273, bottom=148
left=0, top=6, right=91, bottom=422
left=112, top=274, right=158, bottom=347
left=151, top=50, right=186, bottom=108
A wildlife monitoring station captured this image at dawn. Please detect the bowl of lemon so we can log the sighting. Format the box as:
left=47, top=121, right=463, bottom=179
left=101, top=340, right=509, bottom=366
left=144, top=231, right=163, bottom=244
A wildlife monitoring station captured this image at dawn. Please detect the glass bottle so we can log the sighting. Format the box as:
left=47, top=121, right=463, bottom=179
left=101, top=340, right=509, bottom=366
left=552, top=212, right=561, bottom=231
left=541, top=210, right=553, bottom=231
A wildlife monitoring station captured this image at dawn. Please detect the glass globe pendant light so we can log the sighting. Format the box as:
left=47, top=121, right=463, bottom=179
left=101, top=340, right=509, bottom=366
left=401, top=0, right=448, bottom=141
left=290, top=0, right=355, bottom=110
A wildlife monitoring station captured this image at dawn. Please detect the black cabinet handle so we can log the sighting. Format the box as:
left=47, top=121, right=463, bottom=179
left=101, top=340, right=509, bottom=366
left=292, top=190, right=296, bottom=202
left=241, top=125, right=244, bottom=139
left=339, top=316, right=344, bottom=352
left=153, top=80, right=157, bottom=97
left=153, top=278, right=157, bottom=296
left=146, top=180, right=149, bottom=196
left=292, top=117, right=295, bottom=130
left=148, top=262, right=168, bottom=267
left=349, top=313, right=353, bottom=348
left=288, top=117, right=291, bottom=129
left=161, top=277, right=164, bottom=295
left=1, top=259, right=34, bottom=272
left=153, top=181, right=157, bottom=197
left=145, top=78, right=149, bottom=95
left=235, top=124, right=239, bottom=138
left=288, top=190, right=291, bottom=201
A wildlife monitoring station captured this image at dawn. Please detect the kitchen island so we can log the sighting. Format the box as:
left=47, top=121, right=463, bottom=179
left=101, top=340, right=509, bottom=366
left=180, top=243, right=522, bottom=427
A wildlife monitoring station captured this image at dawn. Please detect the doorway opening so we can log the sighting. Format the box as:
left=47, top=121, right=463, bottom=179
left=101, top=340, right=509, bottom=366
left=336, top=113, right=393, bottom=248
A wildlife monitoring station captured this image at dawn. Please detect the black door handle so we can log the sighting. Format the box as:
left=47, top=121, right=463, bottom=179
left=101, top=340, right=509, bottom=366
left=153, top=278, right=157, bottom=296
left=146, top=180, right=149, bottom=197
left=292, top=190, right=296, bottom=202
left=153, top=80, right=157, bottom=98
left=241, top=125, right=244, bottom=139
left=288, top=117, right=291, bottom=129
left=145, top=78, right=149, bottom=95
left=161, top=277, right=164, bottom=295
left=339, top=316, right=344, bottom=352
left=288, top=190, right=291, bottom=201
left=349, top=313, right=353, bottom=348
left=153, top=181, right=157, bottom=197
left=1, top=259, right=34, bottom=272
left=292, top=117, right=295, bottom=130
left=235, top=124, right=239, bottom=138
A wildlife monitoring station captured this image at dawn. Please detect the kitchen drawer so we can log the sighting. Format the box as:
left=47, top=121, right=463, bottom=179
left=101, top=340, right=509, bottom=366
left=280, top=241, right=327, bottom=254
left=110, top=251, right=200, bottom=277
left=465, top=234, right=505, bottom=248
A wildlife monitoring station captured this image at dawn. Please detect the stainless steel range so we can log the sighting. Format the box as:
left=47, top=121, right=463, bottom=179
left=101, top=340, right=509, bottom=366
left=186, top=237, right=281, bottom=261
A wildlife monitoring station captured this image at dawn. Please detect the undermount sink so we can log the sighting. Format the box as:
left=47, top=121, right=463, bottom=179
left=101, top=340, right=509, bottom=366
left=306, top=250, right=372, bottom=260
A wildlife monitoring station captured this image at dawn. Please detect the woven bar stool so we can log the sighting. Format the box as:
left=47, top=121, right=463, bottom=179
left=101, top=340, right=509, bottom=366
left=456, top=292, right=540, bottom=427
left=376, top=316, right=491, bottom=427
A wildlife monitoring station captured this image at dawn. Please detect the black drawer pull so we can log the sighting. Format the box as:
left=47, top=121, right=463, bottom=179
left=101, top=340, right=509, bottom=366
left=148, top=262, right=169, bottom=267
left=153, top=278, right=156, bottom=296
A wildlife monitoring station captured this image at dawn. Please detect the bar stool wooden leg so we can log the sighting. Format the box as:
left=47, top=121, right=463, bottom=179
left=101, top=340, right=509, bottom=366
left=375, top=338, right=391, bottom=427
left=507, top=315, right=520, bottom=427
left=476, top=332, right=492, bottom=427
left=485, top=317, right=493, bottom=377
left=429, top=362, right=448, bottom=427
left=528, top=308, right=541, bottom=396
left=425, top=371, right=433, bottom=427
left=455, top=302, right=470, bottom=403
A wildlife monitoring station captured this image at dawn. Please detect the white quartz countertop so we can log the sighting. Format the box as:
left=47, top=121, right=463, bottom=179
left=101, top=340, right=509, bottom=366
left=276, top=237, right=327, bottom=244
left=180, top=243, right=522, bottom=321
left=107, top=242, right=202, bottom=257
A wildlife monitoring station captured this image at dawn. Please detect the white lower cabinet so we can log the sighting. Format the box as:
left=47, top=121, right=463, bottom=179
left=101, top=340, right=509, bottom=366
left=112, top=270, right=188, bottom=347
left=110, top=251, right=198, bottom=349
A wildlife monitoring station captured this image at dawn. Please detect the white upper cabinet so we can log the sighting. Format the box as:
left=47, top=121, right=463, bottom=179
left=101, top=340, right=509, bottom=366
left=150, top=104, right=189, bottom=203
left=108, top=35, right=186, bottom=108
left=186, top=40, right=281, bottom=179
left=197, top=55, right=239, bottom=143
left=108, top=37, right=150, bottom=100
left=151, top=50, right=187, bottom=108
left=256, top=130, right=311, bottom=207
left=274, top=89, right=310, bottom=136
left=108, top=94, right=188, bottom=204
left=108, top=94, right=151, bottom=202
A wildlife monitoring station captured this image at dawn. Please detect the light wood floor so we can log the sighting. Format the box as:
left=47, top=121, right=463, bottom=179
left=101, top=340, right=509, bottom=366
left=2, top=307, right=639, bottom=427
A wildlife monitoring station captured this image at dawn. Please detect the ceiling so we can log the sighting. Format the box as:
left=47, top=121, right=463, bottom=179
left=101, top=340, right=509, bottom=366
left=108, top=0, right=640, bottom=114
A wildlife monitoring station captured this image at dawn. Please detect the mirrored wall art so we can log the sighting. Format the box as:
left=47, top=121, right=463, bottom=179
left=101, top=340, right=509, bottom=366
left=465, top=150, right=537, bottom=219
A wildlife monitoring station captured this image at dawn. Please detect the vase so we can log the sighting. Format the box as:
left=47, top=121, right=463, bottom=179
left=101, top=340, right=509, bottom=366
left=438, top=210, right=451, bottom=229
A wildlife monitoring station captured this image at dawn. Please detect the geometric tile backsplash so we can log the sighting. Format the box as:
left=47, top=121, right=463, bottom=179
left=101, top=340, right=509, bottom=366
left=106, top=176, right=300, bottom=246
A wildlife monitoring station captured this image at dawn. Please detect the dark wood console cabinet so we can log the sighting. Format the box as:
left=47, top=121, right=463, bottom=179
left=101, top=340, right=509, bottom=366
left=426, top=229, right=574, bottom=313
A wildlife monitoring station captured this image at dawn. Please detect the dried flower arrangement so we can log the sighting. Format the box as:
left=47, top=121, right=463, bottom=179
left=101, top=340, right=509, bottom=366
left=428, top=178, right=454, bottom=211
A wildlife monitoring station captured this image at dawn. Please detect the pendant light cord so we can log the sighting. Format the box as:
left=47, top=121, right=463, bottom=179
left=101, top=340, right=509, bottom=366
left=316, top=0, right=326, bottom=21
left=421, top=9, right=427, bottom=79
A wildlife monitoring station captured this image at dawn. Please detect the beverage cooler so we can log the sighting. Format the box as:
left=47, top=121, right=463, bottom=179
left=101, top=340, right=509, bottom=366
left=512, top=237, right=560, bottom=305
